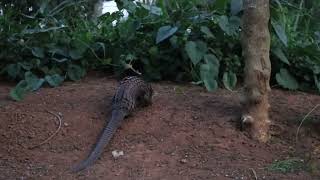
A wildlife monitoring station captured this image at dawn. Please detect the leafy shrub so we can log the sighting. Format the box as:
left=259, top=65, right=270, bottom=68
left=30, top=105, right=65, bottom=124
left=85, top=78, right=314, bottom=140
left=0, top=0, right=118, bottom=100
left=270, top=0, right=320, bottom=92
left=0, top=0, right=319, bottom=101
left=108, top=0, right=242, bottom=91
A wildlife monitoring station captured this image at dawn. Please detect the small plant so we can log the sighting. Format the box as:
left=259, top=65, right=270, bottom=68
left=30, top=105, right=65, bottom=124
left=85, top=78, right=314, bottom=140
left=268, top=158, right=308, bottom=173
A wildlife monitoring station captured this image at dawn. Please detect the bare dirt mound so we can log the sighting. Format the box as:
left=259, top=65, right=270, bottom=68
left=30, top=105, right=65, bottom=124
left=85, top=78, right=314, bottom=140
left=1, top=73, right=320, bottom=180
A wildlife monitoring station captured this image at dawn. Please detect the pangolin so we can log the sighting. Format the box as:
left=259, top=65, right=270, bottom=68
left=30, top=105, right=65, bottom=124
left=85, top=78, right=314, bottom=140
left=71, top=76, right=153, bottom=172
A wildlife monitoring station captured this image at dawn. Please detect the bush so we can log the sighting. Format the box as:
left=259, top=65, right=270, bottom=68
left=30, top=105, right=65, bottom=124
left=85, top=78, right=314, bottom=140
left=0, top=0, right=319, bottom=101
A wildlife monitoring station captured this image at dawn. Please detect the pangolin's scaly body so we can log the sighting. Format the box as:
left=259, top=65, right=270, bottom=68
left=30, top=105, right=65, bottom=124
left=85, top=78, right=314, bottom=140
left=71, top=76, right=153, bottom=172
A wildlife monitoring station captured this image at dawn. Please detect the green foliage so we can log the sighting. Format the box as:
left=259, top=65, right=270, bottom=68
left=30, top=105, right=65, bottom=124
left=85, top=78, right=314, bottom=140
left=0, top=0, right=117, bottom=100
left=272, top=20, right=288, bottom=47
left=10, top=80, right=32, bottom=101
left=271, top=47, right=290, bottom=65
left=276, top=68, right=299, bottom=90
left=1, top=0, right=320, bottom=101
left=268, top=159, right=307, bottom=173
left=156, top=25, right=178, bottom=44
left=25, top=71, right=45, bottom=91
left=185, top=41, right=207, bottom=65
left=223, top=71, right=237, bottom=91
left=270, top=0, right=320, bottom=92
left=45, top=74, right=64, bottom=87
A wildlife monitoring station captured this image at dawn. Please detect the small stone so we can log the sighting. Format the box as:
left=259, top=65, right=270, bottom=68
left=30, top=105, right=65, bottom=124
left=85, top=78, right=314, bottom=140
left=112, top=150, right=124, bottom=158
left=64, top=122, right=69, bottom=127
left=180, top=158, right=187, bottom=164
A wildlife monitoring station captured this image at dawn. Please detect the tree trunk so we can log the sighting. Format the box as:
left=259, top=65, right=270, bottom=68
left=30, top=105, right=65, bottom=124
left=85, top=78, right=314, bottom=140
left=240, top=0, right=271, bottom=142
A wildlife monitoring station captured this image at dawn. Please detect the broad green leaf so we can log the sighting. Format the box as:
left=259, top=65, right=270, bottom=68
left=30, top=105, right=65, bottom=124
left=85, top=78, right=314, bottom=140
left=217, top=15, right=240, bottom=36
left=204, top=54, right=219, bottom=66
left=156, top=25, right=178, bottom=44
left=228, top=16, right=241, bottom=35
left=272, top=21, right=288, bottom=47
left=69, top=49, right=83, bottom=60
left=272, top=47, right=290, bottom=65
left=141, top=4, right=162, bottom=15
left=19, top=62, right=33, bottom=70
left=169, top=36, right=178, bottom=48
left=10, top=80, right=32, bottom=101
left=31, top=47, right=45, bottom=58
left=200, top=64, right=218, bottom=91
left=92, top=42, right=105, bottom=58
left=45, top=74, right=64, bottom=87
left=185, top=41, right=207, bottom=65
left=223, top=72, right=237, bottom=90
left=200, top=64, right=211, bottom=79
left=7, top=64, right=21, bottom=79
left=67, top=64, right=86, bottom=81
left=200, top=26, right=215, bottom=38
left=33, top=78, right=45, bottom=91
left=230, top=0, right=243, bottom=15
left=196, top=41, right=208, bottom=51
left=218, top=15, right=229, bottom=34
left=122, top=0, right=137, bottom=13
left=25, top=71, right=45, bottom=91
left=49, top=46, right=68, bottom=57
left=39, top=0, right=48, bottom=14
left=203, top=54, right=219, bottom=77
left=204, top=78, right=218, bottom=92
left=276, top=68, right=298, bottom=90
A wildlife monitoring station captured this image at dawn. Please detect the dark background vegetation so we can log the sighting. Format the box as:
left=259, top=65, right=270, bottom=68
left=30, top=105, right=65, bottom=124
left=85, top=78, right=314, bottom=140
left=0, top=0, right=319, bottom=100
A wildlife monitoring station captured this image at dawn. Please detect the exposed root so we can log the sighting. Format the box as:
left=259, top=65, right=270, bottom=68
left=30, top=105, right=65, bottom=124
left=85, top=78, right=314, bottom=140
left=29, top=110, right=62, bottom=149
left=295, top=104, right=320, bottom=143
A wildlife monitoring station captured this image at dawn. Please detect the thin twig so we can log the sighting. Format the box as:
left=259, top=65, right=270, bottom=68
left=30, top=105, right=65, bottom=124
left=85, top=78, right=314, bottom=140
left=249, top=168, right=258, bottom=180
left=29, top=110, right=62, bottom=149
left=295, top=104, right=320, bottom=143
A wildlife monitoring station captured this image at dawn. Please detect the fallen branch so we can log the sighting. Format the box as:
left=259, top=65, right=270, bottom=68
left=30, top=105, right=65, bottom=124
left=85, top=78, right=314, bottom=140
left=29, top=110, right=62, bottom=149
left=249, top=168, right=258, bottom=180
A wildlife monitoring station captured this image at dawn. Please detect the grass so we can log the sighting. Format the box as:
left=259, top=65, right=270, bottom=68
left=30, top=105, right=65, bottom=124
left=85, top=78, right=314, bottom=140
left=268, top=158, right=308, bottom=173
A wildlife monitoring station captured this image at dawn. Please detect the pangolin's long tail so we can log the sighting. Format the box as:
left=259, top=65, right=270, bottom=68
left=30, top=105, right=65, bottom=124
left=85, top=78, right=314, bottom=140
left=71, top=110, right=125, bottom=172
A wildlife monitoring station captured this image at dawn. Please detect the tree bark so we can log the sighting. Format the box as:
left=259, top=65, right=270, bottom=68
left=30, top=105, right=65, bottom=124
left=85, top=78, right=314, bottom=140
left=240, top=0, right=271, bottom=142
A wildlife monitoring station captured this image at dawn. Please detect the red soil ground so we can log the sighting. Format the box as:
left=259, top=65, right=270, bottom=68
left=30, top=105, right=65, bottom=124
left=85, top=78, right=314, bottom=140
left=1, top=73, right=320, bottom=180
